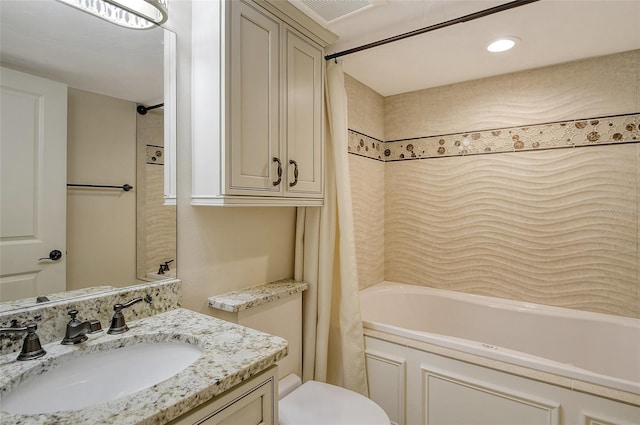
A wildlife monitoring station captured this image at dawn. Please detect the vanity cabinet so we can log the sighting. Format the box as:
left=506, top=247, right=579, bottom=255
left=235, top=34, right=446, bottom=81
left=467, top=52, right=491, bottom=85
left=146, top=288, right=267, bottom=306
left=192, top=0, right=336, bottom=206
left=168, top=366, right=277, bottom=425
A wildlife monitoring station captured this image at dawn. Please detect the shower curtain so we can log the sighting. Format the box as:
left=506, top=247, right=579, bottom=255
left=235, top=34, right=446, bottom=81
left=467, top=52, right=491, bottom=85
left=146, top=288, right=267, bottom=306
left=294, top=60, right=368, bottom=396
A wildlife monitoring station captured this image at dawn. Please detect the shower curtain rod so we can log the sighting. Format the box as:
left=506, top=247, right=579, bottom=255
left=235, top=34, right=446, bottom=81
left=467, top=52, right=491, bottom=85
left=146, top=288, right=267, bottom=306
left=324, top=0, right=540, bottom=61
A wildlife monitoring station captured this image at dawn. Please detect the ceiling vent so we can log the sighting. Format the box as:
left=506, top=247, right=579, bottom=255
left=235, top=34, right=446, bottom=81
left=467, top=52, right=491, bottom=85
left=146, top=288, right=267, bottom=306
left=292, top=0, right=381, bottom=25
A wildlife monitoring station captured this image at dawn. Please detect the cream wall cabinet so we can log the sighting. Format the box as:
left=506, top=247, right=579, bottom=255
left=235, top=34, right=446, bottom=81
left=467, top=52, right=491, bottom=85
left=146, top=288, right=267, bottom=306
left=168, top=366, right=277, bottom=425
left=192, top=0, right=335, bottom=206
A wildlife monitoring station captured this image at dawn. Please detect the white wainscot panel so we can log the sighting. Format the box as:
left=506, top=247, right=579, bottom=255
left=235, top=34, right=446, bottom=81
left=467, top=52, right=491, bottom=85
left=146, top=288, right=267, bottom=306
left=421, top=366, right=559, bottom=425
left=366, top=349, right=406, bottom=425
left=582, top=412, right=635, bottom=425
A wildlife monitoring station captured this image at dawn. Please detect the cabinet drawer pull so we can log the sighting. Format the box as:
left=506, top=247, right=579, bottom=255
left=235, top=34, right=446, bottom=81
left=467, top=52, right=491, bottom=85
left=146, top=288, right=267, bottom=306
left=272, top=157, right=282, bottom=186
left=289, top=159, right=298, bottom=187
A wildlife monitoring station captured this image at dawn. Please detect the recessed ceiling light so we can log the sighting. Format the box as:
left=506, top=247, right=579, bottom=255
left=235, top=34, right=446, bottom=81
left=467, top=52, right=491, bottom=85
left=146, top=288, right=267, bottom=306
left=487, top=37, right=519, bottom=53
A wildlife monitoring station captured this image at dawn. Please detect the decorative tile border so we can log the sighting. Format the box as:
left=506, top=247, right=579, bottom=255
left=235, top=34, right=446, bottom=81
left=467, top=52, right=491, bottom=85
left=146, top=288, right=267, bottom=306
left=348, top=113, right=640, bottom=161
left=348, top=130, right=385, bottom=161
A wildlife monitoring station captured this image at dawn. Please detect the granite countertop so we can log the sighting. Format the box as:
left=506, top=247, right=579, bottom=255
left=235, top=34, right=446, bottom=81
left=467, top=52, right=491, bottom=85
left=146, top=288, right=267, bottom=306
left=0, top=308, right=288, bottom=424
left=208, top=279, right=309, bottom=313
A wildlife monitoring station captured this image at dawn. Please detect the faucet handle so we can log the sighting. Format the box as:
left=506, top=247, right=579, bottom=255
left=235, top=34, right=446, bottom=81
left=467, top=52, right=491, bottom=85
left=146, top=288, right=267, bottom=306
left=163, top=259, right=174, bottom=270
left=107, top=297, right=143, bottom=335
left=67, top=309, right=80, bottom=322
left=0, top=323, right=46, bottom=361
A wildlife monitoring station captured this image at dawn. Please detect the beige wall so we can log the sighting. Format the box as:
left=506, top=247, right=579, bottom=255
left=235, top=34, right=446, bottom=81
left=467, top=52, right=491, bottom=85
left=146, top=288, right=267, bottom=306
left=347, top=50, right=640, bottom=317
left=66, top=88, right=137, bottom=290
left=167, top=1, right=296, bottom=316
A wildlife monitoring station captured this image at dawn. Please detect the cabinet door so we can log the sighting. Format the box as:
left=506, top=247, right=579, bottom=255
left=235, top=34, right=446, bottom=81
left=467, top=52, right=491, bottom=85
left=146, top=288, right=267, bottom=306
left=285, top=30, right=323, bottom=197
left=228, top=1, right=281, bottom=195
left=167, top=367, right=277, bottom=425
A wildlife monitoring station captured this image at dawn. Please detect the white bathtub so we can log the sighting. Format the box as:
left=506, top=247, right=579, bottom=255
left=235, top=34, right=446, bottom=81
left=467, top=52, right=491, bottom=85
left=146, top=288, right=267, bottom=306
left=359, top=281, right=640, bottom=395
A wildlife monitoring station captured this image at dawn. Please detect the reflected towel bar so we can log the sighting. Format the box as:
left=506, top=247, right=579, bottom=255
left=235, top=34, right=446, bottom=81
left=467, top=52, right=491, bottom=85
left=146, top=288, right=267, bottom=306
left=67, top=183, right=133, bottom=191
left=137, top=103, right=164, bottom=115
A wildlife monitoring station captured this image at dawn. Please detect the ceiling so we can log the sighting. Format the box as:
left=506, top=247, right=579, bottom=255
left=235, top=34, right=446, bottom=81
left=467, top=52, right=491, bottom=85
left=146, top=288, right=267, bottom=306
left=299, top=0, right=640, bottom=97
left=0, top=0, right=164, bottom=105
left=1, top=1, right=638, bottom=101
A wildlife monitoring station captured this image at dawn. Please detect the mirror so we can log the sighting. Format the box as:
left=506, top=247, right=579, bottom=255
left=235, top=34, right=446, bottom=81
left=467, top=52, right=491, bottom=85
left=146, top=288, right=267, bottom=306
left=0, top=0, right=176, bottom=309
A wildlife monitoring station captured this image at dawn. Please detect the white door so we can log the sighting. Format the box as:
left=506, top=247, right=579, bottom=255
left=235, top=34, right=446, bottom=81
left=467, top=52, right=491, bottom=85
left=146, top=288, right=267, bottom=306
left=0, top=67, right=67, bottom=301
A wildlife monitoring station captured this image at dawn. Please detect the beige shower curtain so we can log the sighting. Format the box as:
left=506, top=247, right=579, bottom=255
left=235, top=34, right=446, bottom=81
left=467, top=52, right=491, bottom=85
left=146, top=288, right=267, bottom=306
left=294, top=60, right=368, bottom=396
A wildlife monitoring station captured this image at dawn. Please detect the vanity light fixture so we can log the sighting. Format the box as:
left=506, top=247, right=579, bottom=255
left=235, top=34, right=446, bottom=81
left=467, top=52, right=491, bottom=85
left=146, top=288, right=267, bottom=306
left=486, top=37, right=519, bottom=53
left=57, top=0, right=168, bottom=30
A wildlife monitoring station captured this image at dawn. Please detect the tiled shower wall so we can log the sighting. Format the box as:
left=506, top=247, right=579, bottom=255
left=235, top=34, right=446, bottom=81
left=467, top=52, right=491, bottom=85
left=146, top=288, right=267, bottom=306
left=347, top=50, right=640, bottom=318
left=346, top=75, right=386, bottom=289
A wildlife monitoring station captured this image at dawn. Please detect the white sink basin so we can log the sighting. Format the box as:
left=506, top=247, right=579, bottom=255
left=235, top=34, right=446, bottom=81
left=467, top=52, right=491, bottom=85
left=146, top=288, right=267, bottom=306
left=2, top=341, right=203, bottom=414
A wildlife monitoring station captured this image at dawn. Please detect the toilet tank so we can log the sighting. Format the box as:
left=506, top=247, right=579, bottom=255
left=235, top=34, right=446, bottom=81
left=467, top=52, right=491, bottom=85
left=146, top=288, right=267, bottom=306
left=211, top=293, right=303, bottom=379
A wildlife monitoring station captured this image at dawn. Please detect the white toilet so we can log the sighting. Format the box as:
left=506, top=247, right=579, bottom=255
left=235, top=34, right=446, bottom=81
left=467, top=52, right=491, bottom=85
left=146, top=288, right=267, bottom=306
left=278, top=373, right=390, bottom=425
left=210, top=290, right=390, bottom=425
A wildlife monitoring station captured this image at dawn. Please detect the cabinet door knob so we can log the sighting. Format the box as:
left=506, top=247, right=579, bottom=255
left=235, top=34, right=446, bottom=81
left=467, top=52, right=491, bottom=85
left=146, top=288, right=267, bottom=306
left=272, top=157, right=282, bottom=186
left=289, top=160, right=298, bottom=187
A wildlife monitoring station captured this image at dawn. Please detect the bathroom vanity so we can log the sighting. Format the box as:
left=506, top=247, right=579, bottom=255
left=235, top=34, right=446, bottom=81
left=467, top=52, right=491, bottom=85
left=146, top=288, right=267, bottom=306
left=168, top=366, right=278, bottom=425
left=0, top=281, right=287, bottom=424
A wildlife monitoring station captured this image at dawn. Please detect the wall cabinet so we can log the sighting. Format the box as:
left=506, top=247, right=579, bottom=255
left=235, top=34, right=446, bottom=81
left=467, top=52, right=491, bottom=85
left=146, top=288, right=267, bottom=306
left=192, top=0, right=336, bottom=206
left=168, top=367, right=277, bottom=425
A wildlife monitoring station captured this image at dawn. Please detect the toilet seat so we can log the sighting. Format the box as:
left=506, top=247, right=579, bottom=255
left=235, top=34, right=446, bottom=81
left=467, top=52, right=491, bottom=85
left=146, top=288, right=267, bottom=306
left=279, top=380, right=390, bottom=425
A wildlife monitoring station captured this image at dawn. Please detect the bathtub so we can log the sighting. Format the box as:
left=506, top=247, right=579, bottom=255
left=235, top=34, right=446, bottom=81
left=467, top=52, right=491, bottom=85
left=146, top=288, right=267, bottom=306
left=359, top=281, right=640, bottom=396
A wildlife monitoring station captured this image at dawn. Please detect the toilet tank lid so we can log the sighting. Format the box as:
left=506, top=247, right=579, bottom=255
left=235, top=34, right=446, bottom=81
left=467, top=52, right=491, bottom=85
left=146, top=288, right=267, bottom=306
left=278, top=374, right=302, bottom=399
left=279, top=380, right=390, bottom=425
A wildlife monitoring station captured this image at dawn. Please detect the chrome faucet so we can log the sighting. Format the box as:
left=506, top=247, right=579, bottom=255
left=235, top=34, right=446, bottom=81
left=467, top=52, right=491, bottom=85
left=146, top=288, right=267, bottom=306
left=107, top=297, right=143, bottom=334
left=0, top=322, right=46, bottom=361
left=61, top=310, right=102, bottom=345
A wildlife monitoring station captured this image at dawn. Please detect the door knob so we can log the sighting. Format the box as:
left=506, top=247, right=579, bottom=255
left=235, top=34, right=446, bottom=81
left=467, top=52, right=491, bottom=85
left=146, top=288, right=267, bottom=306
left=38, top=250, right=62, bottom=261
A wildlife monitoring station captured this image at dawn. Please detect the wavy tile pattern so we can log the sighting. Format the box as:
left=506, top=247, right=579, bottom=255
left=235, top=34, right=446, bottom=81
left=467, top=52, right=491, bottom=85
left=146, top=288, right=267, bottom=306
left=345, top=74, right=387, bottom=290
left=385, top=145, right=639, bottom=317
left=383, top=50, right=640, bottom=141
left=349, top=155, right=385, bottom=288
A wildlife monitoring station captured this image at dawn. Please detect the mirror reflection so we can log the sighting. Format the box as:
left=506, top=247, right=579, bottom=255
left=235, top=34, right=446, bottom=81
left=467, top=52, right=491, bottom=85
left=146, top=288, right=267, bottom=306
left=0, top=0, right=176, bottom=308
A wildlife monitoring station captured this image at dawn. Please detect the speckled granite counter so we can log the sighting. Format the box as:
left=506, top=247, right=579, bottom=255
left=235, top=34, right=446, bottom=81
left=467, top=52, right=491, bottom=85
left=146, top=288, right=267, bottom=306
left=208, top=279, right=309, bottom=313
left=1, top=280, right=181, bottom=357
left=0, top=308, right=288, bottom=424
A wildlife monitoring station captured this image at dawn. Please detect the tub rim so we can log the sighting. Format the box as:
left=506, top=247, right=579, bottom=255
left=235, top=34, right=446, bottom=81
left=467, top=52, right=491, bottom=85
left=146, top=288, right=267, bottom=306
left=359, top=281, right=640, bottom=396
